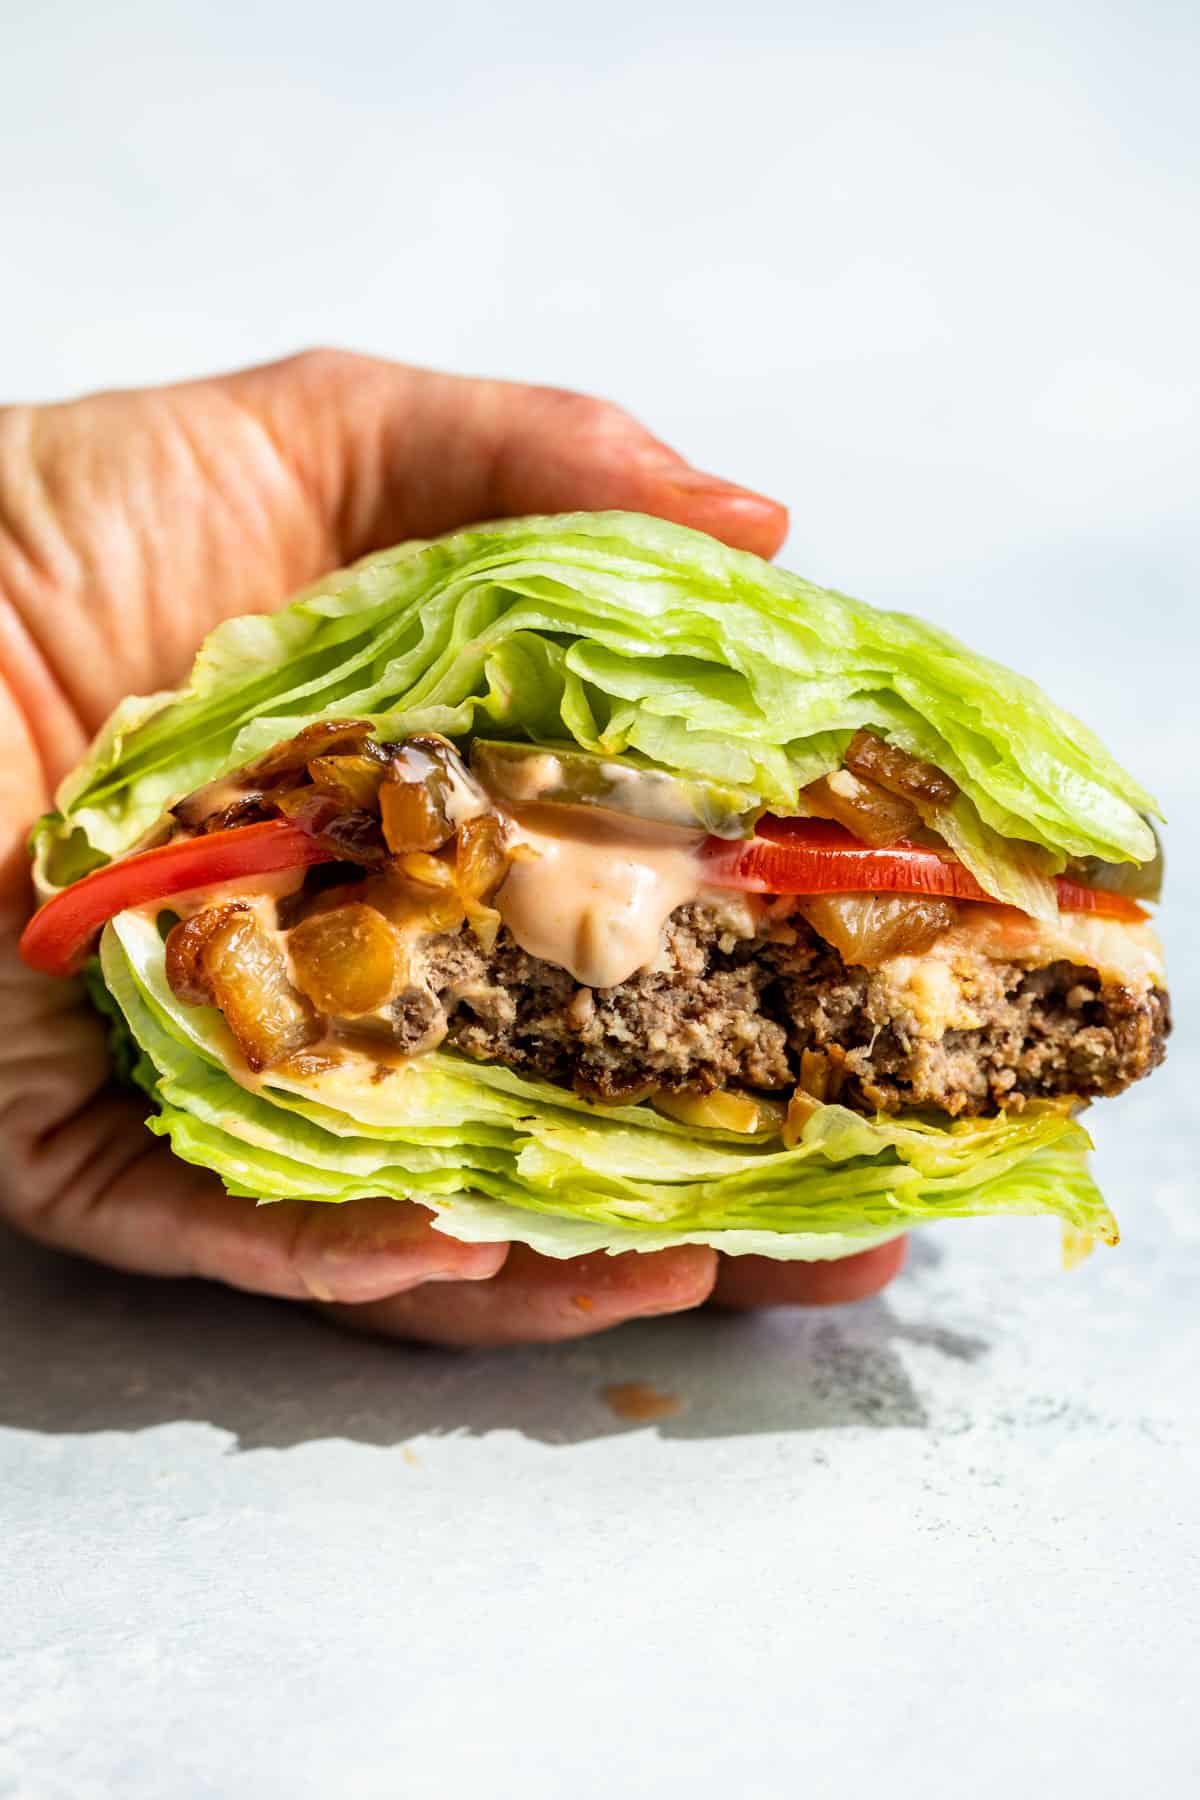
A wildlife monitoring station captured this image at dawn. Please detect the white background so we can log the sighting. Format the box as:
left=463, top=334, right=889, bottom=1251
left=3, top=4, right=1198, bottom=1796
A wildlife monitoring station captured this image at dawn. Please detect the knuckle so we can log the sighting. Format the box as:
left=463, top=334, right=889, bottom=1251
left=291, top=344, right=350, bottom=374
left=280, top=346, right=372, bottom=389
left=282, top=1202, right=359, bottom=1300
left=530, top=385, right=638, bottom=441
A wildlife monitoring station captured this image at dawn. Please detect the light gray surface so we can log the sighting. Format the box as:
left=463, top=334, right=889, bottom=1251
left=3, top=4, right=1199, bottom=1796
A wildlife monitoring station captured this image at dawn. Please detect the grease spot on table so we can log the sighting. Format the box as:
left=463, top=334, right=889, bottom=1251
left=601, top=1382, right=683, bottom=1422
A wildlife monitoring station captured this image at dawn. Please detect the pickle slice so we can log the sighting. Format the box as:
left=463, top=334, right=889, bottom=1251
left=1070, top=821, right=1164, bottom=903
left=469, top=740, right=762, bottom=838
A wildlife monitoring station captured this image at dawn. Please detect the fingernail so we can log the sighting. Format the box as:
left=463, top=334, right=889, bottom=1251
left=662, top=467, right=782, bottom=505
left=662, top=469, right=747, bottom=495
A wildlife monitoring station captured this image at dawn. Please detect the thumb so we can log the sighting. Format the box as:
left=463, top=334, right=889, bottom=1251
left=211, top=349, right=789, bottom=562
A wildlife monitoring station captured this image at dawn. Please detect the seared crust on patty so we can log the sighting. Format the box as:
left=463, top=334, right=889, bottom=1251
left=374, top=901, right=1168, bottom=1116
left=772, top=943, right=1170, bottom=1116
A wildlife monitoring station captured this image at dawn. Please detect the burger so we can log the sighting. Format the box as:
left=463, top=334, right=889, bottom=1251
left=20, top=513, right=1168, bottom=1266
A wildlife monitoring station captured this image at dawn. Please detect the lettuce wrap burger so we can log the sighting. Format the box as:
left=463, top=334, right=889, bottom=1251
left=19, top=513, right=1168, bottom=1265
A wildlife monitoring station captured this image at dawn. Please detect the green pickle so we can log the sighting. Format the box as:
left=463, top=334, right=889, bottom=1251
left=469, top=739, right=763, bottom=838
left=1070, top=820, right=1164, bottom=902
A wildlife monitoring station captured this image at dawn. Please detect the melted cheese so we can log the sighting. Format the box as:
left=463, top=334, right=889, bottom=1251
left=872, top=904, right=1165, bottom=1042
left=946, top=905, right=1164, bottom=990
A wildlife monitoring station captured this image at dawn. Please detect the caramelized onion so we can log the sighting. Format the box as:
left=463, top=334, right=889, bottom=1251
left=165, top=906, right=317, bottom=1070
left=801, top=769, right=920, bottom=846
left=844, top=730, right=957, bottom=809
left=799, top=893, right=956, bottom=966
left=245, top=719, right=378, bottom=782
left=782, top=1088, right=821, bottom=1146
left=307, top=754, right=387, bottom=812
left=454, top=814, right=509, bottom=947
left=363, top=871, right=466, bottom=937
left=275, top=790, right=389, bottom=867
left=798, top=1048, right=838, bottom=1102
left=380, top=774, right=453, bottom=854
left=464, top=903, right=502, bottom=953
left=164, top=902, right=246, bottom=1004
left=170, top=777, right=270, bottom=833
left=288, top=903, right=406, bottom=1016
left=653, top=1089, right=782, bottom=1134
left=397, top=851, right=456, bottom=888
left=378, top=733, right=484, bottom=855
left=456, top=814, right=508, bottom=902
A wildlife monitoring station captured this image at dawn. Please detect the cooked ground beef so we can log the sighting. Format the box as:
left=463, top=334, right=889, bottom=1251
left=367, top=901, right=1168, bottom=1117
left=771, top=941, right=1169, bottom=1116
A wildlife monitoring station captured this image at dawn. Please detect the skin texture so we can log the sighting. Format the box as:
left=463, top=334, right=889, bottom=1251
left=0, top=349, right=904, bottom=1345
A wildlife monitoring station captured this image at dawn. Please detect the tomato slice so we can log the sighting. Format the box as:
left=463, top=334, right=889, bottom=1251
left=700, top=818, right=1149, bottom=922
left=18, top=819, right=333, bottom=979
left=22, top=809, right=1150, bottom=983
left=1051, top=878, right=1150, bottom=921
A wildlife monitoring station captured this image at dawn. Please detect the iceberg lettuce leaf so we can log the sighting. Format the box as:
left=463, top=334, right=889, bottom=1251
left=39, top=513, right=1157, bottom=899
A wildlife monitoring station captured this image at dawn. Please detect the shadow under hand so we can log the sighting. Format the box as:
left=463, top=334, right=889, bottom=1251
left=0, top=1224, right=986, bottom=1450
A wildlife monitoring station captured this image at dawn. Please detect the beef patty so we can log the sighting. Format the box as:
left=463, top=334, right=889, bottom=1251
left=365, top=900, right=1168, bottom=1117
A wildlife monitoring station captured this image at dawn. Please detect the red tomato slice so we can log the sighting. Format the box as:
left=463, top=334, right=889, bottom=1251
left=19, top=820, right=333, bottom=979
left=1051, top=878, right=1149, bottom=921
left=700, top=818, right=1148, bottom=922
left=21, top=810, right=1150, bottom=983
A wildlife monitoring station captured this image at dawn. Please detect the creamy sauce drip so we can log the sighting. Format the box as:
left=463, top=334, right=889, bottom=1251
left=180, top=773, right=259, bottom=816
left=495, top=805, right=705, bottom=989
left=167, top=868, right=307, bottom=922
left=399, top=741, right=490, bottom=830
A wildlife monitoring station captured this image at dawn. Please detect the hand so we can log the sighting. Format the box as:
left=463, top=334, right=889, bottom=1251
left=0, top=350, right=906, bottom=1346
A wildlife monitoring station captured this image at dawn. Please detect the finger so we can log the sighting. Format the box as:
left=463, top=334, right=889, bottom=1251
left=320, top=1241, right=719, bottom=1348
left=709, top=1236, right=908, bottom=1310
left=9, top=1093, right=506, bottom=1301
left=215, top=349, right=789, bottom=561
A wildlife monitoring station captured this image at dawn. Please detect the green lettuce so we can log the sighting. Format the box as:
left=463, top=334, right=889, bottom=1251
left=35, top=512, right=1156, bottom=907
left=37, top=512, right=1151, bottom=1258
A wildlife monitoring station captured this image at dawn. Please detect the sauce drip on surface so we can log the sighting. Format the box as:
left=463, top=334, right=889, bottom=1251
left=601, top=1382, right=683, bottom=1423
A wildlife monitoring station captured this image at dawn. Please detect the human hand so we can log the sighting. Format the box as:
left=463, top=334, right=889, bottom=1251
left=0, top=350, right=906, bottom=1345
